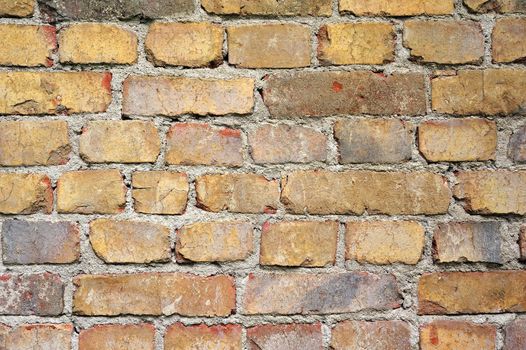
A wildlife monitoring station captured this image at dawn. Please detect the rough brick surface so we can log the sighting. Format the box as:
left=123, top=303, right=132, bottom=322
left=0, top=0, right=34, bottom=17
left=340, top=0, right=455, bottom=15
left=520, top=226, right=526, bottom=261
left=509, top=125, right=526, bottom=163
left=0, top=25, right=56, bottom=67
left=0, top=173, right=52, bottom=214
left=165, top=323, right=242, bottom=350
left=132, top=171, right=188, bottom=214
left=420, top=321, right=496, bottom=350
left=201, top=0, right=332, bottom=16
left=493, top=18, right=526, bottom=63
left=247, top=324, right=323, bottom=350
left=79, top=324, right=155, bottom=350
left=0, top=324, right=72, bottom=350
left=504, top=319, right=526, bottom=350
left=464, top=0, right=526, bottom=13
left=331, top=320, right=411, bottom=350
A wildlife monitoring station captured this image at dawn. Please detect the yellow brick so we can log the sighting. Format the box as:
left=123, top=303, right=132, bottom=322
left=202, top=0, right=332, bottom=16
left=0, top=25, right=56, bottom=67
left=0, top=173, right=52, bottom=214
left=0, top=0, right=34, bottom=17
left=493, top=18, right=526, bottom=63
left=340, top=0, right=455, bottom=15
left=132, top=171, right=188, bottom=215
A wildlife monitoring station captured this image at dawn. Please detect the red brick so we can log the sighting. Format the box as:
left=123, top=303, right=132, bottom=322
left=247, top=324, right=322, bottom=350
left=165, top=323, right=242, bottom=350
left=79, top=324, right=155, bottom=350
left=331, top=320, right=411, bottom=350
left=420, top=321, right=496, bottom=350
left=0, top=324, right=72, bottom=350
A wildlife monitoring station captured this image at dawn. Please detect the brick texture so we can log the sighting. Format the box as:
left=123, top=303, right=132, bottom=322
left=247, top=324, right=323, bottom=350
left=0, top=173, right=52, bottom=214
left=331, top=320, right=411, bottom=350
left=0, top=0, right=34, bottom=17
left=493, top=18, right=526, bottom=63
left=165, top=323, right=242, bottom=350
left=340, top=0, right=455, bottom=16
left=0, top=25, right=56, bottom=67
left=0, top=324, right=72, bottom=350
left=132, top=171, right=188, bottom=214
left=464, top=0, right=526, bottom=13
left=509, top=125, right=526, bottom=163
left=420, top=321, right=496, bottom=350
left=201, top=0, right=332, bottom=16
left=79, top=324, right=155, bottom=350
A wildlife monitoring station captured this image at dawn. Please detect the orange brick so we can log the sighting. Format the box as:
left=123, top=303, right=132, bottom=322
left=493, top=18, right=526, bottom=63
left=0, top=324, right=72, bottom=349
left=247, top=324, right=322, bottom=350
left=0, top=173, right=52, bottom=214
left=340, top=0, right=455, bottom=15
left=0, top=25, right=56, bottom=67
left=132, top=171, right=188, bottom=215
left=331, top=321, right=411, bottom=350
left=420, top=321, right=496, bottom=350
left=165, top=323, right=242, bottom=350
left=79, top=324, right=155, bottom=350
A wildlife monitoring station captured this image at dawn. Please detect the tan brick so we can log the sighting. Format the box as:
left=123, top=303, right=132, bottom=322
left=165, top=323, right=242, bottom=350
left=260, top=221, right=338, bottom=267
left=123, top=76, right=254, bottom=116
left=454, top=171, right=526, bottom=215
left=166, top=123, right=243, bottom=166
left=247, top=324, right=323, bottom=350
left=464, top=0, right=526, bottom=13
left=57, top=170, right=126, bottom=214
left=0, top=25, right=55, bottom=67
left=331, top=321, right=411, bottom=350
left=340, top=0, right=455, bottom=15
left=0, top=0, right=34, bottom=17
left=80, top=121, right=160, bottom=163
left=504, top=319, right=526, bottom=350
left=419, top=119, right=497, bottom=162
left=132, top=171, right=188, bottom=215
left=0, top=324, right=72, bottom=350
left=420, top=321, right=496, bottom=350
left=73, top=273, right=235, bottom=316
left=0, top=72, right=112, bottom=115
left=196, top=174, right=280, bottom=214
left=432, top=69, right=526, bottom=115
left=0, top=121, right=70, bottom=166
left=59, top=23, right=137, bottom=64
left=90, top=219, right=170, bottom=264
left=79, top=324, right=155, bottom=350
left=146, top=22, right=223, bottom=67
left=509, top=125, right=526, bottom=163
left=520, top=226, right=526, bottom=261
left=202, top=0, right=332, bottom=16
left=248, top=124, right=327, bottom=164
left=318, top=23, right=395, bottom=65
left=281, top=171, right=451, bottom=215
left=0, top=173, right=52, bottom=214
left=177, top=221, right=253, bottom=263
left=228, top=24, right=311, bottom=68
left=418, top=271, right=526, bottom=314
left=493, top=18, right=526, bottom=63
left=346, top=221, right=425, bottom=265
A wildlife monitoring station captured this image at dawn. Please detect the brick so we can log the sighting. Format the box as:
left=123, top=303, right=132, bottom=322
left=432, top=69, right=526, bottom=115
left=281, top=171, right=451, bottom=215
left=263, top=72, right=426, bottom=117
left=123, top=76, right=254, bottom=117
left=165, top=323, right=242, bottom=350
left=420, top=321, right=496, bottom=350
left=259, top=221, right=338, bottom=267
left=418, top=271, right=526, bottom=314
left=0, top=121, right=70, bottom=166
left=493, top=18, right=526, bottom=63
left=2, top=220, right=79, bottom=264
left=0, top=25, right=55, bottom=67
left=248, top=124, right=327, bottom=164
left=132, top=171, right=188, bottom=215
left=0, top=173, right=52, bottom=214
left=346, top=221, right=425, bottom=265
left=80, top=121, right=160, bottom=163
left=464, top=0, right=526, bottom=13
left=166, top=123, right=243, bottom=166
left=59, top=23, right=137, bottom=64
left=340, top=0, right=455, bottom=15
left=504, top=319, right=526, bottom=350
left=0, top=0, right=34, bottom=17
left=331, top=320, right=411, bottom=350
left=0, top=273, right=63, bottom=315
left=195, top=174, right=280, bottom=214
left=146, top=22, right=223, bottom=67
left=73, top=273, right=235, bottom=316
left=520, top=226, right=526, bottom=261
left=433, top=222, right=501, bottom=263
left=243, top=272, right=401, bottom=315
left=334, top=119, right=412, bottom=164
left=419, top=119, right=497, bottom=162
left=509, top=125, right=526, bottom=163
left=454, top=171, right=526, bottom=215
left=0, top=324, right=72, bottom=350
left=79, top=324, right=155, bottom=350
left=228, top=24, right=311, bottom=68
left=247, top=324, right=322, bottom=350
left=57, top=170, right=126, bottom=214
left=318, top=23, right=395, bottom=65
left=201, top=0, right=332, bottom=16
left=90, top=219, right=170, bottom=264
left=177, top=221, right=253, bottom=263
left=0, top=72, right=112, bottom=115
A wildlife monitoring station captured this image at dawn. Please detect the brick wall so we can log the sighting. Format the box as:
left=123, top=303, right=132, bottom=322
left=0, top=0, right=525, bottom=349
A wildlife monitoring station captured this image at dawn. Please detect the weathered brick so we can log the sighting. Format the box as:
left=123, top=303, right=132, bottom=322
left=263, top=72, right=426, bottom=117
left=433, top=222, right=501, bottom=263
left=228, top=24, right=311, bottom=68
left=259, top=221, right=338, bottom=267
left=166, top=123, right=243, bottom=166
left=331, top=320, right=411, bottom=350
left=247, top=324, right=322, bottom=350
left=248, top=124, right=327, bottom=164
left=509, top=125, right=526, bottom=163
left=146, top=22, right=223, bottom=67
left=132, top=171, right=188, bottom=215
left=2, top=220, right=79, bottom=264
left=57, top=170, right=126, bottom=214
left=80, top=121, right=160, bottom=163
left=79, top=324, right=155, bottom=350
left=0, top=0, right=34, bottom=17
left=243, top=272, right=401, bottom=315
left=0, top=173, right=52, bottom=214
left=0, top=273, right=63, bottom=315
left=318, top=23, right=395, bottom=65
left=123, top=76, right=254, bottom=117
left=504, top=319, right=526, bottom=350
left=520, top=226, right=526, bottom=261
left=334, top=119, right=412, bottom=164
left=177, top=221, right=253, bottom=263
left=493, top=18, right=526, bottom=63
left=281, top=171, right=451, bottom=215
left=201, top=0, right=332, bottom=16
left=419, top=271, right=526, bottom=314
left=420, top=321, right=496, bottom=350
left=464, top=0, right=526, bottom=13
left=165, top=323, right=242, bottom=350
left=454, top=171, right=526, bottom=215
left=432, top=69, right=526, bottom=115
left=0, top=72, right=112, bottom=115
left=196, top=174, right=280, bottom=214
left=340, top=0, right=455, bottom=15
left=0, top=324, right=72, bottom=350
left=73, top=273, right=235, bottom=316
left=346, top=221, right=425, bottom=265
left=419, top=119, right=497, bottom=162
left=90, top=219, right=170, bottom=264
left=59, top=23, right=137, bottom=64
left=0, top=25, right=55, bottom=67
left=0, top=121, right=70, bottom=166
